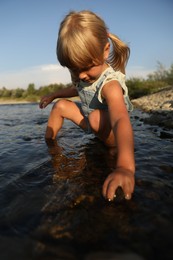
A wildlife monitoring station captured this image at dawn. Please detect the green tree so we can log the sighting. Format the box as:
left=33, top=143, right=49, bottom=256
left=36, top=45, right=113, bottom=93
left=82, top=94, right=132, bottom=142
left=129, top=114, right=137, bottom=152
left=0, top=87, right=12, bottom=98
left=147, top=61, right=167, bottom=82
left=166, top=64, right=173, bottom=85
left=11, top=88, right=24, bottom=98
left=27, top=83, right=35, bottom=95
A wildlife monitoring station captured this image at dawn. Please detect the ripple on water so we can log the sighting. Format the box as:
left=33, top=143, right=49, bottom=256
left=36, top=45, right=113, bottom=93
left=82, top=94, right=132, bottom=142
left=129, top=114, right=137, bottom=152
left=0, top=105, right=173, bottom=259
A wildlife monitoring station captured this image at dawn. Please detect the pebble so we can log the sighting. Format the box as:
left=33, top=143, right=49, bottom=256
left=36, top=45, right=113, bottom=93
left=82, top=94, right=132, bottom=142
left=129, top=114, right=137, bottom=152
left=132, top=86, right=173, bottom=129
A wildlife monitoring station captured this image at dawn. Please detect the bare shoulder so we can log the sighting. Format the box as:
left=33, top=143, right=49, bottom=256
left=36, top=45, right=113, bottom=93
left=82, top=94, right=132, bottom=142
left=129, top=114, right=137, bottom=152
left=101, top=80, right=124, bottom=102
left=101, top=80, right=129, bottom=118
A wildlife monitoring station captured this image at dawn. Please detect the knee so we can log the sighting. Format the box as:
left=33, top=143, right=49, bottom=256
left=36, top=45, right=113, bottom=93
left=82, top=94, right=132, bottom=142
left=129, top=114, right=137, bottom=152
left=52, top=99, right=68, bottom=112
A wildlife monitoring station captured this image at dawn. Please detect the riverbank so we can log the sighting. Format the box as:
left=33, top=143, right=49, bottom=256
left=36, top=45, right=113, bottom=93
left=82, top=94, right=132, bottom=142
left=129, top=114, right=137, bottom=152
left=0, top=99, right=31, bottom=105
left=0, top=96, right=80, bottom=105
left=1, top=86, right=173, bottom=129
left=132, top=85, right=173, bottom=129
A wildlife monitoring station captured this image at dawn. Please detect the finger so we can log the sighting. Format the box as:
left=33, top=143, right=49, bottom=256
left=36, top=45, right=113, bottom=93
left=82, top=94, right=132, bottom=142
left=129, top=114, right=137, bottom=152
left=39, top=99, right=44, bottom=108
left=42, top=101, right=47, bottom=108
left=106, top=180, right=120, bottom=201
left=123, top=184, right=133, bottom=200
left=40, top=100, right=47, bottom=109
left=125, top=193, right=132, bottom=200
left=102, top=177, right=110, bottom=199
left=102, top=176, right=116, bottom=200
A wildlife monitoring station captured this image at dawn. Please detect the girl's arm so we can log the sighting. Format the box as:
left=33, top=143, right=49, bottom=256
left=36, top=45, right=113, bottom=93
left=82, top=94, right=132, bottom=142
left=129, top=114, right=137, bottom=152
left=101, top=80, right=135, bottom=200
left=39, top=85, right=78, bottom=109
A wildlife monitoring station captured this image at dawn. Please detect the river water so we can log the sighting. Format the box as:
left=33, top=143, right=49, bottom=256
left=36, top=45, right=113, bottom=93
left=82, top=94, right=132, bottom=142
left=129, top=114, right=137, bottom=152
left=0, top=103, right=173, bottom=260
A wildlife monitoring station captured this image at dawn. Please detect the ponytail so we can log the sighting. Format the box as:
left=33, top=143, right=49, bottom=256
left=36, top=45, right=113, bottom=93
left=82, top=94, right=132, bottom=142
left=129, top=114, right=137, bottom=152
left=107, top=33, right=130, bottom=74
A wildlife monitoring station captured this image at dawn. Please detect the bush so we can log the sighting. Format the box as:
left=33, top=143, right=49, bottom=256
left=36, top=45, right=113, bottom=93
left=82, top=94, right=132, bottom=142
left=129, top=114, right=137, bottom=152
left=127, top=62, right=172, bottom=99
left=127, top=78, right=167, bottom=99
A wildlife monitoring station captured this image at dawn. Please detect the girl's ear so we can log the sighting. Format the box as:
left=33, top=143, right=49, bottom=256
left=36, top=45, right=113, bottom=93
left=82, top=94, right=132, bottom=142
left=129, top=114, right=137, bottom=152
left=104, top=42, right=110, bottom=60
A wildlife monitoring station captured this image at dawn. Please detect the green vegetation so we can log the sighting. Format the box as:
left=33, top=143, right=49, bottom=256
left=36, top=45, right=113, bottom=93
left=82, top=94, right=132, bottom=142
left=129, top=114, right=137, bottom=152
left=0, top=83, right=71, bottom=103
left=0, top=62, right=173, bottom=102
left=127, top=62, right=173, bottom=99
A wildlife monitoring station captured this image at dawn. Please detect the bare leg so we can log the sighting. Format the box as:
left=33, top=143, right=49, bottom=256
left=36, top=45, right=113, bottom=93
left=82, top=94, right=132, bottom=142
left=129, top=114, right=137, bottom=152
left=88, top=109, right=116, bottom=147
left=45, top=99, right=87, bottom=139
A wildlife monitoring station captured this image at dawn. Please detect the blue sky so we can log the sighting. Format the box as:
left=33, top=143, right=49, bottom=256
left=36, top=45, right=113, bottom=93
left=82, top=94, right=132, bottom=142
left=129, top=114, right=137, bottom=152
left=0, top=0, right=172, bottom=89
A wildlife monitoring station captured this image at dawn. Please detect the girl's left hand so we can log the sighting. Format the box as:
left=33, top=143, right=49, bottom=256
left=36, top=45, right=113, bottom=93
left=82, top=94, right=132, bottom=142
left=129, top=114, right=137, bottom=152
left=102, top=168, right=135, bottom=201
left=39, top=94, right=54, bottom=109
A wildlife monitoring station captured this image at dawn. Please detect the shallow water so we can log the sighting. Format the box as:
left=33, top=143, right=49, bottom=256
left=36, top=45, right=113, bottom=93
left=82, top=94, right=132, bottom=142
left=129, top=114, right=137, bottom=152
left=0, top=103, right=173, bottom=260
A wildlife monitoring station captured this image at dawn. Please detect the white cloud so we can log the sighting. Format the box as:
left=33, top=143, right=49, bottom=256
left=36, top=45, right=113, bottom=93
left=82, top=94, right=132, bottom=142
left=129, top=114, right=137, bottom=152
left=126, top=66, right=154, bottom=79
left=40, top=64, right=62, bottom=71
left=0, top=64, right=71, bottom=89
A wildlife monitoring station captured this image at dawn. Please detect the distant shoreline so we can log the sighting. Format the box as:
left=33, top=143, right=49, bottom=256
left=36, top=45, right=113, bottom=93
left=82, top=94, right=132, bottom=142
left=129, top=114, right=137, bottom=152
left=1, top=87, right=173, bottom=129
left=0, top=96, right=80, bottom=105
left=1, top=86, right=173, bottom=110
left=0, top=99, right=32, bottom=105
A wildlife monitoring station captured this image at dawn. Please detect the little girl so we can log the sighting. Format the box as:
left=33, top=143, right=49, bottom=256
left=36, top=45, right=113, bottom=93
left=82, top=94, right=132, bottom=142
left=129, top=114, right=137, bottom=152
left=39, top=10, right=135, bottom=201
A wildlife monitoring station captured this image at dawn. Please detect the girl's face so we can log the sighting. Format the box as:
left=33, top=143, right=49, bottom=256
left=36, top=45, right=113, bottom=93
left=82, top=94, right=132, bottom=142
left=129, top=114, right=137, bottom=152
left=71, top=62, right=108, bottom=83
left=70, top=42, right=110, bottom=83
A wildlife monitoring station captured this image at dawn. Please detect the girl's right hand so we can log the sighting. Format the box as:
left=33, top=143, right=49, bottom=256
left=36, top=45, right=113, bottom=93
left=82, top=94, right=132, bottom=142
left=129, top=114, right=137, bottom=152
left=39, top=94, right=54, bottom=109
left=102, top=168, right=135, bottom=201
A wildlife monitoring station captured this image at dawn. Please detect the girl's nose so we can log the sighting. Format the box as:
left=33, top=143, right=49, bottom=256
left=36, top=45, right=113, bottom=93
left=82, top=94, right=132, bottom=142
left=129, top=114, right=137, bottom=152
left=79, top=72, right=87, bottom=80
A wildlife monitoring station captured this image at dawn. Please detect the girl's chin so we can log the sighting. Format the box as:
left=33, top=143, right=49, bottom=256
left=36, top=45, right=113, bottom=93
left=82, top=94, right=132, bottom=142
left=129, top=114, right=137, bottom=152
left=84, top=79, right=96, bottom=83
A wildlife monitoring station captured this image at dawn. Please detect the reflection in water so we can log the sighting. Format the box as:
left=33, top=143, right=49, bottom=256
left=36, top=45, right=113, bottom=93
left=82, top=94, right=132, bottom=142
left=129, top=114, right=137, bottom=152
left=35, top=139, right=136, bottom=259
left=34, top=135, right=173, bottom=260
left=0, top=104, right=173, bottom=259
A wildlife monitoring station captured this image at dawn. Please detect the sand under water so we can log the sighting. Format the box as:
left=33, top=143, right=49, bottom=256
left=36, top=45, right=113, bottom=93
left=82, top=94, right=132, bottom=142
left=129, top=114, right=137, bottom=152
left=0, top=103, right=173, bottom=260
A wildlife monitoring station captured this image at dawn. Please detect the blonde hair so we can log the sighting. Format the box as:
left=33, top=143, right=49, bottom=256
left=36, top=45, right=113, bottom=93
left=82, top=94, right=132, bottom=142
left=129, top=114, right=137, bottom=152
left=57, top=10, right=130, bottom=79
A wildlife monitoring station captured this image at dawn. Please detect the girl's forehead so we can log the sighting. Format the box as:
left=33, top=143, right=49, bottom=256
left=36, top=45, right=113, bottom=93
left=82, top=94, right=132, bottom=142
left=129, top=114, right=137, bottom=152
left=69, top=64, right=92, bottom=72
left=68, top=59, right=102, bottom=71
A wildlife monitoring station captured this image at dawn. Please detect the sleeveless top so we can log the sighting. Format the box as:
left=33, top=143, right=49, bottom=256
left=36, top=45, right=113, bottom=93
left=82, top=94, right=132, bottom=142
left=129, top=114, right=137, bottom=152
left=76, top=65, right=133, bottom=117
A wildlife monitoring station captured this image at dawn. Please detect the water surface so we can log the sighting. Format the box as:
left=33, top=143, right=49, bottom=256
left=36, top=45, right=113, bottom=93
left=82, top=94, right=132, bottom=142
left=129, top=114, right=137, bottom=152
left=0, top=103, right=173, bottom=260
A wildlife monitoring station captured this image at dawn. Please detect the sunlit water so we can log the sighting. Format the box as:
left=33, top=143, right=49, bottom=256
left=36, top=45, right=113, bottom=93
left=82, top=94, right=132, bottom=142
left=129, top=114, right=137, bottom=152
left=0, top=103, right=173, bottom=260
